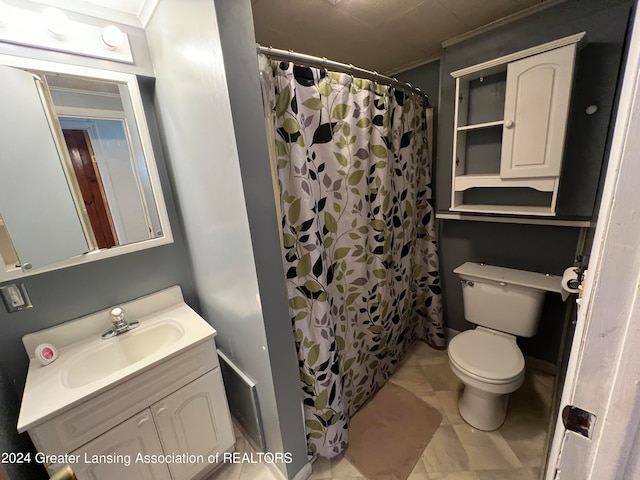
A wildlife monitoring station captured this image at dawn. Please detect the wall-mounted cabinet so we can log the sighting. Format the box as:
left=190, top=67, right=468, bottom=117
left=450, top=33, right=586, bottom=216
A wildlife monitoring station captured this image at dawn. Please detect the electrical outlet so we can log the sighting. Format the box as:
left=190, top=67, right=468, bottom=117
left=0, top=283, right=32, bottom=312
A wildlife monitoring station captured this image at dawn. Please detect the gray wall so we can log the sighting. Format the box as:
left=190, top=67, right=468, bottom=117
left=0, top=17, right=194, bottom=480
left=432, top=0, right=632, bottom=363
left=145, top=1, right=308, bottom=478
left=395, top=59, right=441, bottom=114
left=0, top=366, right=46, bottom=479
left=396, top=59, right=441, bottom=165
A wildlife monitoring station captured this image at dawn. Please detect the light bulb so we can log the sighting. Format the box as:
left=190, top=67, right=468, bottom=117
left=42, top=7, right=69, bottom=39
left=102, top=25, right=124, bottom=49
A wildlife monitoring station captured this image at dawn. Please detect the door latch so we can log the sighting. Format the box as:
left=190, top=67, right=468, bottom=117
left=562, top=405, right=596, bottom=438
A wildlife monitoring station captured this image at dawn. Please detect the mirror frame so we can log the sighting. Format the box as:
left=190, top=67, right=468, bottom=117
left=0, top=54, right=173, bottom=282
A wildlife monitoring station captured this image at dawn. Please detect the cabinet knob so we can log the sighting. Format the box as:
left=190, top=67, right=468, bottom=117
left=137, top=417, right=150, bottom=428
left=157, top=407, right=169, bottom=416
left=504, top=120, right=515, bottom=129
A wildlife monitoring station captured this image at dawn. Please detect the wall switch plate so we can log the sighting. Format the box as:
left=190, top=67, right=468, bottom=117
left=0, top=283, right=32, bottom=312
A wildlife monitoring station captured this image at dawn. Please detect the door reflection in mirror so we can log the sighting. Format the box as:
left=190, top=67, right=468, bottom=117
left=61, top=127, right=118, bottom=249
left=47, top=73, right=161, bottom=248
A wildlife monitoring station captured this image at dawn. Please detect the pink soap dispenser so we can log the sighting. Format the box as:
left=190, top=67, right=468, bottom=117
left=35, top=343, right=58, bottom=366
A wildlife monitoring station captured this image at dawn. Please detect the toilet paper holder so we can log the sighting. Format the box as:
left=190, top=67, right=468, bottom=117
left=567, top=255, right=587, bottom=289
left=566, top=268, right=583, bottom=290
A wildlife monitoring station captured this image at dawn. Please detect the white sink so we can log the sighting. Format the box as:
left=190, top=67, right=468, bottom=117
left=18, top=287, right=217, bottom=433
left=61, top=320, right=184, bottom=388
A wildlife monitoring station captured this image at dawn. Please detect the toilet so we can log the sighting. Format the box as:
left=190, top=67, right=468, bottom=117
left=447, top=262, right=561, bottom=431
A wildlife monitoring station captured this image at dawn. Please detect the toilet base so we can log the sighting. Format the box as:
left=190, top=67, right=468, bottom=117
left=458, top=384, right=509, bottom=431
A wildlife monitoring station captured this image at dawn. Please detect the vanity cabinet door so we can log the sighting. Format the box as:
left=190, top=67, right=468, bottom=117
left=500, top=44, right=576, bottom=179
left=152, top=369, right=235, bottom=480
left=71, top=410, right=171, bottom=480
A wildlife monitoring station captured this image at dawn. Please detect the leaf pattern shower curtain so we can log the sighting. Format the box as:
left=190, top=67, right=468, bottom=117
left=260, top=58, right=444, bottom=458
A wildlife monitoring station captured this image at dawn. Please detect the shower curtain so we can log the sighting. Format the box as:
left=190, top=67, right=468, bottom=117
left=260, top=57, right=444, bottom=458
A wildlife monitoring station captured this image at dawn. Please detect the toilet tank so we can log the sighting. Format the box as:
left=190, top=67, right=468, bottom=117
left=454, top=262, right=562, bottom=337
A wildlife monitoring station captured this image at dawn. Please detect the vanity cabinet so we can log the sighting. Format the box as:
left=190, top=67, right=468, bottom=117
left=70, top=410, right=171, bottom=480
left=152, top=369, right=232, bottom=480
left=450, top=33, right=585, bottom=216
left=29, top=341, right=234, bottom=480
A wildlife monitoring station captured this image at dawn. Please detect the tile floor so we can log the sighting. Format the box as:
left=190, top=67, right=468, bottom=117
left=207, top=423, right=280, bottom=480
left=214, top=341, right=555, bottom=480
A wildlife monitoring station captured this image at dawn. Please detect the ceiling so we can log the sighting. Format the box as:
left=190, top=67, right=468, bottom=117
left=25, top=0, right=551, bottom=75
left=251, top=0, right=550, bottom=74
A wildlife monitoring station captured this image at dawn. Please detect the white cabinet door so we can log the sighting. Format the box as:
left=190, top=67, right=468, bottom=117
left=501, top=44, right=576, bottom=179
left=72, top=410, right=171, bottom=480
left=152, top=369, right=235, bottom=480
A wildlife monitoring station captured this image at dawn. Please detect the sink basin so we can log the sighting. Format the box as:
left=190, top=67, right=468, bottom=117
left=18, top=287, right=219, bottom=434
left=62, top=321, right=184, bottom=389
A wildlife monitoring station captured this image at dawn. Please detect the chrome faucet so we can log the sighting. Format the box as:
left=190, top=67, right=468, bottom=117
left=101, top=307, right=139, bottom=339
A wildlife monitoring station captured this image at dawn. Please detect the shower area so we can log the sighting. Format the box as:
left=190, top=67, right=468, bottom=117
left=257, top=46, right=445, bottom=458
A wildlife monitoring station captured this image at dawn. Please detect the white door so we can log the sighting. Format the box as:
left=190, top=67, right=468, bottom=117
left=545, top=8, right=640, bottom=479
left=71, top=410, right=171, bottom=480
left=500, top=44, right=576, bottom=179
left=152, top=369, right=235, bottom=480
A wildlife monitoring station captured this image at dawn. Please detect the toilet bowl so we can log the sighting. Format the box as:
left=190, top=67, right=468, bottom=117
left=448, top=262, right=561, bottom=431
left=448, top=327, right=525, bottom=430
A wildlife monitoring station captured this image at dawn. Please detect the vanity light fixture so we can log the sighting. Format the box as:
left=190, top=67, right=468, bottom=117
left=0, top=5, right=133, bottom=63
left=41, top=7, right=70, bottom=39
left=102, top=25, right=124, bottom=49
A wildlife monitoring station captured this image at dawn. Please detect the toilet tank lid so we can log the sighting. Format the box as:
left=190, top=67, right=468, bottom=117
left=454, top=262, right=562, bottom=293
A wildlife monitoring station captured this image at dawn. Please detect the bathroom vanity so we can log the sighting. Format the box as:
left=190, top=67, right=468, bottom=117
left=17, top=287, right=234, bottom=480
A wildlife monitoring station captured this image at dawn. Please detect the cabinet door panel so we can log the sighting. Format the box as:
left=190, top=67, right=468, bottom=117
left=152, top=369, right=235, bottom=480
left=72, top=410, right=171, bottom=480
left=501, top=44, right=576, bottom=178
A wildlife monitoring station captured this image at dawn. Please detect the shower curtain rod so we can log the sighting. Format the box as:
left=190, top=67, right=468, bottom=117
left=257, top=44, right=431, bottom=107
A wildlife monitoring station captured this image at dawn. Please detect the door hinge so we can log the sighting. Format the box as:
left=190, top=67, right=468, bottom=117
left=562, top=405, right=596, bottom=438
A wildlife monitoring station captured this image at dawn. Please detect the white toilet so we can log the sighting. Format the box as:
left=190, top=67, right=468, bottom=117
left=447, top=262, right=561, bottom=431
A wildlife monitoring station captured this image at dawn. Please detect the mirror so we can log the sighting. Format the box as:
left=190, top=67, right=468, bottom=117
left=0, top=55, right=172, bottom=281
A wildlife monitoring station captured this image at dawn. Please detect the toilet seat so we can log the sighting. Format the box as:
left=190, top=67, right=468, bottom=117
left=448, top=329, right=524, bottom=384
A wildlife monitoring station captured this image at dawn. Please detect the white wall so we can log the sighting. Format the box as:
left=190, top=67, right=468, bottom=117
left=145, top=1, right=307, bottom=478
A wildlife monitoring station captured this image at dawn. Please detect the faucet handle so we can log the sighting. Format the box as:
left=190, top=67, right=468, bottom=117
left=110, top=307, right=125, bottom=322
